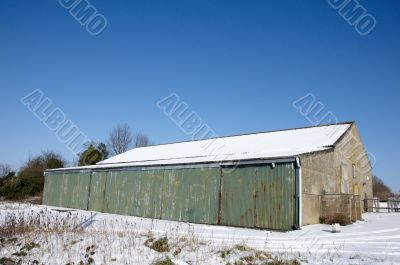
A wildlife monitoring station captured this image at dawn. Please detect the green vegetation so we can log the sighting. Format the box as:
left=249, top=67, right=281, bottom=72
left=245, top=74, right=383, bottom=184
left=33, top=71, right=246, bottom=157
left=145, top=237, right=170, bottom=253
left=0, top=123, right=152, bottom=202
left=218, top=248, right=233, bottom=259
left=78, top=144, right=104, bottom=166
left=0, top=151, right=64, bottom=201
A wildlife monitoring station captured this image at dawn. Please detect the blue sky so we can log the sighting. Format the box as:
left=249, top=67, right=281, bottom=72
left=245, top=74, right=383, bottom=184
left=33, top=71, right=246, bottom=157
left=0, top=0, right=399, bottom=190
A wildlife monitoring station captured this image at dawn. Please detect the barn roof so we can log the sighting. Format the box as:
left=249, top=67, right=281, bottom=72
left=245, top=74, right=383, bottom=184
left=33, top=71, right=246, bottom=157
left=48, top=122, right=353, bottom=171
left=100, top=122, right=352, bottom=165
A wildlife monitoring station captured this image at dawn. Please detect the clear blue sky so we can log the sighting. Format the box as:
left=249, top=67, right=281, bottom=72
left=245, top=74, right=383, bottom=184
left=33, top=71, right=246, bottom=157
left=0, top=1, right=399, bottom=190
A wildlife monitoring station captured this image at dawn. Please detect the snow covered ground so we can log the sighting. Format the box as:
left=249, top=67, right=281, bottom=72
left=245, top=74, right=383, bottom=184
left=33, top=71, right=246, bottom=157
left=1, top=202, right=399, bottom=265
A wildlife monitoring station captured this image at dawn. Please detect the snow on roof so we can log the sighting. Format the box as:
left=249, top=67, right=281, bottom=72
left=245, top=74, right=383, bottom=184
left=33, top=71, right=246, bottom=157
left=93, top=122, right=352, bottom=167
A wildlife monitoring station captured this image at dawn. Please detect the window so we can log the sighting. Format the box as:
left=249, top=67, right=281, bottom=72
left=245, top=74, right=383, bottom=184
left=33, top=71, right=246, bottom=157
left=341, top=163, right=349, bottom=193
left=352, top=164, right=356, bottom=179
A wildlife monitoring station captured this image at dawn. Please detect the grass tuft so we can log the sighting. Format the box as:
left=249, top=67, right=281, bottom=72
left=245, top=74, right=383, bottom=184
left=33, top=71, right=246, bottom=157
left=152, top=256, right=175, bottom=265
left=145, top=236, right=170, bottom=253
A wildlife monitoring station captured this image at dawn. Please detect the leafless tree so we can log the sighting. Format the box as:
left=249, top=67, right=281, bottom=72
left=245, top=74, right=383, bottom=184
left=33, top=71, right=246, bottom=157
left=373, top=175, right=393, bottom=200
left=107, top=123, right=134, bottom=155
left=107, top=124, right=152, bottom=155
left=0, top=163, right=12, bottom=177
left=134, top=133, right=150, bottom=148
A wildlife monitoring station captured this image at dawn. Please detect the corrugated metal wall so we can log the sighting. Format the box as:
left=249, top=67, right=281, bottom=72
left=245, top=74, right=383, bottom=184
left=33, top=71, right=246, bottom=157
left=43, top=162, right=297, bottom=230
left=220, top=163, right=296, bottom=230
left=43, top=171, right=91, bottom=209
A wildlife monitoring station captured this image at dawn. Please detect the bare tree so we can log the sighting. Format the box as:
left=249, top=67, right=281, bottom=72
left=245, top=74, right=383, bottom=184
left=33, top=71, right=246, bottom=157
left=107, top=123, right=133, bottom=155
left=134, top=133, right=150, bottom=148
left=0, top=163, right=12, bottom=178
left=373, top=175, right=393, bottom=200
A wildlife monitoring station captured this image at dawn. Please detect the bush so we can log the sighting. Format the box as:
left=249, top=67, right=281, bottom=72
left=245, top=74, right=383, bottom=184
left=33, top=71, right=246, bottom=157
left=78, top=144, right=105, bottom=166
left=0, top=175, right=28, bottom=200
left=145, top=237, right=170, bottom=253
left=0, top=151, right=65, bottom=201
left=217, top=248, right=232, bottom=259
left=319, top=213, right=351, bottom=226
left=0, top=172, right=32, bottom=200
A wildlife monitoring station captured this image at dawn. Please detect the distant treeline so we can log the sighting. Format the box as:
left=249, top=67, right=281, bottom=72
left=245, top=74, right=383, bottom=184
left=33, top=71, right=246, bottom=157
left=0, top=123, right=151, bottom=201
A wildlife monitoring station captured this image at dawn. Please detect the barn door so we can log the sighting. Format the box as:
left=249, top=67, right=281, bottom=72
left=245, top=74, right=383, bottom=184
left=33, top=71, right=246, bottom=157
left=219, top=165, right=258, bottom=227
left=255, top=163, right=296, bottom=230
left=219, top=163, right=296, bottom=230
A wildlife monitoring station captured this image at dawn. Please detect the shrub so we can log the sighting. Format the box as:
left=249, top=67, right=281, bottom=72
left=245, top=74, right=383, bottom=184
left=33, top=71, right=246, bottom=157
left=240, top=255, right=255, bottom=262
left=78, top=145, right=104, bottom=166
left=217, top=248, right=232, bottom=259
left=19, top=151, right=65, bottom=195
left=0, top=151, right=65, bottom=201
left=0, top=257, right=17, bottom=265
left=145, top=237, right=170, bottom=253
left=319, top=213, right=351, bottom=226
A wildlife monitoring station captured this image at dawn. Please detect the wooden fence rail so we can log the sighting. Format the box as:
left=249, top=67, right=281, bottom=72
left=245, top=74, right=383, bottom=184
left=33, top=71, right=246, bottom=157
left=364, top=197, right=400, bottom=212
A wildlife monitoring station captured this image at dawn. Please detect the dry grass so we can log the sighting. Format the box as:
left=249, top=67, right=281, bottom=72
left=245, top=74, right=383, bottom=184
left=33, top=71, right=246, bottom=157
left=152, top=256, right=175, bottom=265
left=145, top=237, right=170, bottom=252
left=0, top=206, right=302, bottom=264
left=0, top=208, right=84, bottom=238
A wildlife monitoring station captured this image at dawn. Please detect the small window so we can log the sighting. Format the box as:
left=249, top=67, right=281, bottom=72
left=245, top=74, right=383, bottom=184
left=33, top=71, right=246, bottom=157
left=352, top=164, right=356, bottom=179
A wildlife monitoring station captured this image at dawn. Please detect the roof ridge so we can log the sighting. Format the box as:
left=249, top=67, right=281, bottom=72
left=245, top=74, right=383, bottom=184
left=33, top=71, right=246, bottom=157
left=133, top=121, right=355, bottom=149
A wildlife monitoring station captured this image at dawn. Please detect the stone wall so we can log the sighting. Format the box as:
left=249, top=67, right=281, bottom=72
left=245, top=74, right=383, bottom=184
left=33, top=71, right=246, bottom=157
left=300, top=122, right=373, bottom=226
left=333, top=124, right=373, bottom=201
left=302, top=194, right=321, bottom=225
left=300, top=150, right=335, bottom=225
left=320, top=194, right=362, bottom=224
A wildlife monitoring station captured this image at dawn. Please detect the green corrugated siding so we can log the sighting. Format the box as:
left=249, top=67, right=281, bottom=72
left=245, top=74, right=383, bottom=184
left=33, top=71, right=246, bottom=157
left=43, top=162, right=297, bottom=230
left=220, top=163, right=296, bottom=230
left=98, top=168, right=220, bottom=224
left=43, top=171, right=91, bottom=210
left=102, top=169, right=165, bottom=218
left=88, top=171, right=107, bottom=212
left=161, top=168, right=220, bottom=224
left=220, top=166, right=257, bottom=227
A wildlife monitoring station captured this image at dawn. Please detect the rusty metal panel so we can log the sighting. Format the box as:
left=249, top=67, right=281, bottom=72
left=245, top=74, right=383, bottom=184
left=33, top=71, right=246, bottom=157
left=220, top=166, right=257, bottom=227
left=220, top=163, right=296, bottom=230
left=43, top=171, right=91, bottom=210
left=161, top=167, right=220, bottom=224
left=110, top=169, right=164, bottom=218
left=44, top=162, right=296, bottom=230
left=102, top=169, right=165, bottom=218
left=100, top=167, right=219, bottom=224
left=259, top=163, right=296, bottom=230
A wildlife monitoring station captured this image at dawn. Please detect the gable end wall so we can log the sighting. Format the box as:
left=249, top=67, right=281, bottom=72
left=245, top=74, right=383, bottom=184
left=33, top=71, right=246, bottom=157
left=300, top=123, right=373, bottom=225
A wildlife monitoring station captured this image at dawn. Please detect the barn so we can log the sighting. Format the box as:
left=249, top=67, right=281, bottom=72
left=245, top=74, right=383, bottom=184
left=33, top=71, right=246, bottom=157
left=43, top=121, right=373, bottom=231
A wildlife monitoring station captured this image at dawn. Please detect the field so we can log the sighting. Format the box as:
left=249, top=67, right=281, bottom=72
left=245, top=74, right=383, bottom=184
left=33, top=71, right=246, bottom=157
left=0, top=202, right=399, bottom=265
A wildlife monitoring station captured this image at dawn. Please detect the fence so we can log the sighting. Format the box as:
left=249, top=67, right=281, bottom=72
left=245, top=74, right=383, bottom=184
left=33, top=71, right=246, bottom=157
left=364, top=197, right=400, bottom=213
